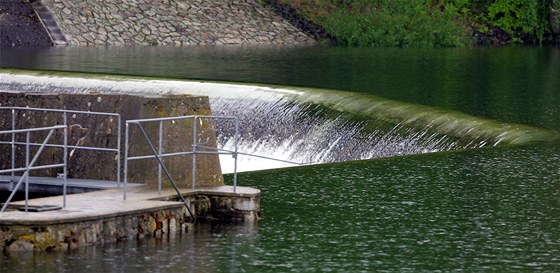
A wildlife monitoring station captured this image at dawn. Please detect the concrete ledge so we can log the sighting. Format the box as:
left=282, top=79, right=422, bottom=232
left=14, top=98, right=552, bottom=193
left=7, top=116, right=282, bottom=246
left=0, top=185, right=261, bottom=251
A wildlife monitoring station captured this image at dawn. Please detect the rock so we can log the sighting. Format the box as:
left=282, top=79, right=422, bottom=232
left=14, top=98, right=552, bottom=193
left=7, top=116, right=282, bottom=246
left=7, top=240, right=34, bottom=252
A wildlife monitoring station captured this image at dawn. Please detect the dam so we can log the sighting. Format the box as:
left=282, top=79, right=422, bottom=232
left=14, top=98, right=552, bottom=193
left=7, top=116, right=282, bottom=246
left=1, top=46, right=559, bottom=271
left=1, top=70, right=557, bottom=173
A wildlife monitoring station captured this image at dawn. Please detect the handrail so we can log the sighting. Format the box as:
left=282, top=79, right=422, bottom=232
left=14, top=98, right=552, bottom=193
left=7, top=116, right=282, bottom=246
left=0, top=107, right=121, bottom=188
left=124, top=114, right=312, bottom=195
left=124, top=115, right=239, bottom=222
left=125, top=115, right=239, bottom=194
left=0, top=141, right=118, bottom=152
left=196, top=145, right=308, bottom=166
left=135, top=124, right=196, bottom=222
left=0, top=125, right=68, bottom=215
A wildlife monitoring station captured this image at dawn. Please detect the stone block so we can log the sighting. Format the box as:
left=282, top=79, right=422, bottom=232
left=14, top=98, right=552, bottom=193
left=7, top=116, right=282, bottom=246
left=232, top=197, right=259, bottom=211
left=7, top=239, right=34, bottom=252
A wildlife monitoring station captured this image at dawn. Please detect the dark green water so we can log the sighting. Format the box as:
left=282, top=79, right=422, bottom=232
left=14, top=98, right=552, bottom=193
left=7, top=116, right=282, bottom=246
left=1, top=46, right=560, bottom=272
left=2, top=46, right=560, bottom=130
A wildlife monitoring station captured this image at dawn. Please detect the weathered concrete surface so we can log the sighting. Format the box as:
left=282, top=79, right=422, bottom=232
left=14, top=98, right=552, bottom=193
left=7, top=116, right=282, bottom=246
left=0, top=92, right=224, bottom=188
left=0, top=185, right=260, bottom=251
left=42, top=0, right=316, bottom=46
left=0, top=0, right=53, bottom=47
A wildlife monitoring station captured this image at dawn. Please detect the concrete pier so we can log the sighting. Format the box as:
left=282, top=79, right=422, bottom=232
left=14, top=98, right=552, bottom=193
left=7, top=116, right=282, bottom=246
left=0, top=77, right=261, bottom=253
left=0, top=185, right=260, bottom=252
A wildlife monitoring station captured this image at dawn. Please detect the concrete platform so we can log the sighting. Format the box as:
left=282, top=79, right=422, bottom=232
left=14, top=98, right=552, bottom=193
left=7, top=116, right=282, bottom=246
left=0, top=185, right=259, bottom=224
left=0, top=185, right=261, bottom=251
left=0, top=175, right=142, bottom=195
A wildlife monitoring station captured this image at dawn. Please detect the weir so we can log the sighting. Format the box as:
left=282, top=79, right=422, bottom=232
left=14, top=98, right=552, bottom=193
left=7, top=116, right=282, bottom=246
left=2, top=70, right=558, bottom=173
left=0, top=70, right=559, bottom=254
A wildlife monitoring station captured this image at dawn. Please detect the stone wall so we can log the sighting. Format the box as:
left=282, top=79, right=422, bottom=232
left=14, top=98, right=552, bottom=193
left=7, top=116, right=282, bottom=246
left=0, top=92, right=224, bottom=188
left=0, top=190, right=261, bottom=252
left=42, top=0, right=316, bottom=46
left=0, top=206, right=192, bottom=252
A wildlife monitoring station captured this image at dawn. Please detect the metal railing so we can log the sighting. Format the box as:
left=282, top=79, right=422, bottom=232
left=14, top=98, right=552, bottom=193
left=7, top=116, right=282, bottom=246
left=0, top=107, right=122, bottom=187
left=125, top=115, right=237, bottom=222
left=124, top=115, right=239, bottom=197
left=124, top=115, right=309, bottom=196
left=0, top=125, right=68, bottom=214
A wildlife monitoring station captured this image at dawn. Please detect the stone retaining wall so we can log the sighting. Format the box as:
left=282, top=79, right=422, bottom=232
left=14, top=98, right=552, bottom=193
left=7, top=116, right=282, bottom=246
left=42, top=0, right=316, bottom=46
left=0, top=206, right=192, bottom=252
left=0, top=190, right=260, bottom=252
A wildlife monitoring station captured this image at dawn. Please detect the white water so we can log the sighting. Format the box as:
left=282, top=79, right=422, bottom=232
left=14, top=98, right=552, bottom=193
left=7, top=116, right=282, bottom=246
left=0, top=72, right=490, bottom=173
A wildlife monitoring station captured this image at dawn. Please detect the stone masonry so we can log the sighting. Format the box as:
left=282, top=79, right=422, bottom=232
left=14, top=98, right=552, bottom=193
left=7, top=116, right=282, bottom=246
left=41, top=0, right=316, bottom=46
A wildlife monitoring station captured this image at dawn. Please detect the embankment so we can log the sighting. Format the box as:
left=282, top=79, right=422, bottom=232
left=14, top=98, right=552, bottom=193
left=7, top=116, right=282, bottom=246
left=42, top=0, right=316, bottom=46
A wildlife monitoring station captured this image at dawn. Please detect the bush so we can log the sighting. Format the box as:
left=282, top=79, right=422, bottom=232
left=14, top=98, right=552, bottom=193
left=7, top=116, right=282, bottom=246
left=277, top=0, right=554, bottom=46
left=454, top=0, right=551, bottom=43
left=278, top=0, right=472, bottom=47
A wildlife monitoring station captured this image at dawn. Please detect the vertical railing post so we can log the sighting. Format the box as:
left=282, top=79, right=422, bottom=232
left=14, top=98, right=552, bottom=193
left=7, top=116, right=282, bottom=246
left=123, top=123, right=129, bottom=200
left=192, top=116, right=197, bottom=190
left=10, top=109, right=15, bottom=189
left=117, top=115, right=122, bottom=189
left=63, top=114, right=68, bottom=208
left=24, top=131, right=30, bottom=212
left=158, top=120, right=163, bottom=194
left=233, top=118, right=239, bottom=193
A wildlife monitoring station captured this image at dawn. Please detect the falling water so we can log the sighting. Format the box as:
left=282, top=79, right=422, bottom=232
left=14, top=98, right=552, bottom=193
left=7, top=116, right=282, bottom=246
left=1, top=71, right=558, bottom=173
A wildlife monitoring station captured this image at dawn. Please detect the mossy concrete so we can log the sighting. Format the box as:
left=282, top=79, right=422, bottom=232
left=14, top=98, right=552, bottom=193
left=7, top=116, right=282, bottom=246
left=0, top=92, right=224, bottom=188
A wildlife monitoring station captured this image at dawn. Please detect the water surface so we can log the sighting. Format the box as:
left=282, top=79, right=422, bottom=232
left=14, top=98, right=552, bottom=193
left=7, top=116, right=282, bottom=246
left=2, top=46, right=560, bottom=130
left=2, top=141, right=559, bottom=272
left=1, top=46, right=560, bottom=272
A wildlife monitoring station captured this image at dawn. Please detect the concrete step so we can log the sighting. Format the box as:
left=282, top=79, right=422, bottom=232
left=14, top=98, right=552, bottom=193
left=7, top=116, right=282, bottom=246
left=29, top=0, right=68, bottom=46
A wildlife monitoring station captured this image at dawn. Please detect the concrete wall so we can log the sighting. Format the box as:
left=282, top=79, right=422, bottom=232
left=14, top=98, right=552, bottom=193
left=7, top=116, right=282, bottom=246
left=0, top=92, right=224, bottom=188
left=42, top=0, right=316, bottom=46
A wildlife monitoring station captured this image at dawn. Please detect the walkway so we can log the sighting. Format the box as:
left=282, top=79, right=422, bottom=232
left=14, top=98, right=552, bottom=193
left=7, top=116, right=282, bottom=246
left=0, top=185, right=259, bottom=224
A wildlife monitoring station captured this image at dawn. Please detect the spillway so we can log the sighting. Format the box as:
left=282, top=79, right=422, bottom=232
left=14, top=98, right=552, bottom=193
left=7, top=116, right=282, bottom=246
left=2, top=70, right=558, bottom=173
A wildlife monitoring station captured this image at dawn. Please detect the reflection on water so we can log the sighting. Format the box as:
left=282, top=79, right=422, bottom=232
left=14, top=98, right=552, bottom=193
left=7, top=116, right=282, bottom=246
left=0, top=222, right=259, bottom=273
left=1, top=46, right=560, bottom=130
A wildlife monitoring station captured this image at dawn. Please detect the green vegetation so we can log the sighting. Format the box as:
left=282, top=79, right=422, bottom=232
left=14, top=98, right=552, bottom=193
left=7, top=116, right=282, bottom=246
left=277, top=0, right=557, bottom=47
left=454, top=0, right=551, bottom=43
